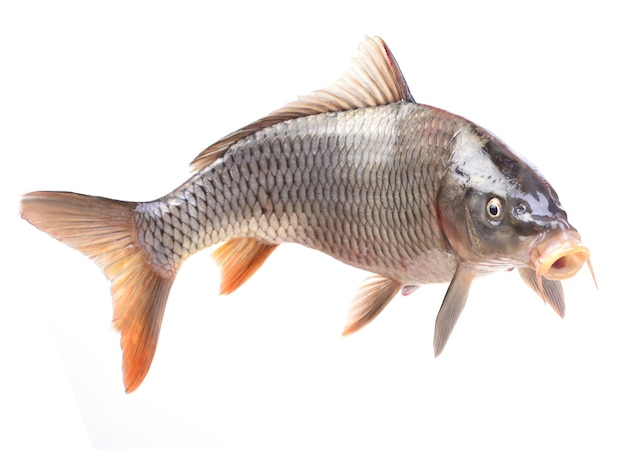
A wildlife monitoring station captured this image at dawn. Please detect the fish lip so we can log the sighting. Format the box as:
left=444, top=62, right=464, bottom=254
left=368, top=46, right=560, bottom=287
left=530, top=229, right=590, bottom=281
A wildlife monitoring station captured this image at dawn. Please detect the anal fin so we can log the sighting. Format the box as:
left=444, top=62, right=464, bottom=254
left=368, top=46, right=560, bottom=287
left=342, top=276, right=402, bottom=336
left=212, top=238, right=278, bottom=295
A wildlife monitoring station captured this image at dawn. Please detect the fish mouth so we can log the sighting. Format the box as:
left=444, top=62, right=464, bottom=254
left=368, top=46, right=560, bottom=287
left=531, top=229, right=594, bottom=283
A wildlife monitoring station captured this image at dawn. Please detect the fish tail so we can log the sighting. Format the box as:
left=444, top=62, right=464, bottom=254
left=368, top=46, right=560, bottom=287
left=21, top=191, right=174, bottom=393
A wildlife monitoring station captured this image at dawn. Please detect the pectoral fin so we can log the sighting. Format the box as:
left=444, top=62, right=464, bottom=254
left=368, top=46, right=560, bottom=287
left=518, top=267, right=565, bottom=318
left=342, top=276, right=402, bottom=336
left=434, top=265, right=475, bottom=357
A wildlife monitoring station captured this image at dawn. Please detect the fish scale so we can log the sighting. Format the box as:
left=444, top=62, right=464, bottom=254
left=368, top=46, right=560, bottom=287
left=134, top=103, right=456, bottom=284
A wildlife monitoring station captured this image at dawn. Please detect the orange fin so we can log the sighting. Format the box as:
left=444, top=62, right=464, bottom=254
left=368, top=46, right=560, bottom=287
left=211, top=238, right=278, bottom=295
left=21, top=191, right=175, bottom=393
left=190, top=36, right=414, bottom=171
left=342, top=275, right=402, bottom=336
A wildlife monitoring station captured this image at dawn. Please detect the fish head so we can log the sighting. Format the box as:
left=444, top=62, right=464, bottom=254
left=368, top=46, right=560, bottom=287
left=438, top=126, right=592, bottom=285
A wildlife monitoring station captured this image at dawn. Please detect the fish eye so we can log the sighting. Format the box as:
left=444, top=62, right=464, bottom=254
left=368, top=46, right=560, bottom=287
left=486, top=197, right=502, bottom=222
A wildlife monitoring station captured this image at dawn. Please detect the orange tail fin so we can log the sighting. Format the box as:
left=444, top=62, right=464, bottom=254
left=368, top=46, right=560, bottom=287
left=21, top=191, right=174, bottom=393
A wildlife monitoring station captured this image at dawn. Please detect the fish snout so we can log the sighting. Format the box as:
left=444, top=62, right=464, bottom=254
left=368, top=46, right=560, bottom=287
left=532, top=229, right=590, bottom=281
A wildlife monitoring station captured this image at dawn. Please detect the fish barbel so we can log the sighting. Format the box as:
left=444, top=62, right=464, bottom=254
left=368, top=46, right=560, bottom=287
left=21, top=36, right=594, bottom=392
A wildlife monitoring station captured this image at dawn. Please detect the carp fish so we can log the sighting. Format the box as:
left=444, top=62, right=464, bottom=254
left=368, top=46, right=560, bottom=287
left=21, top=36, right=594, bottom=393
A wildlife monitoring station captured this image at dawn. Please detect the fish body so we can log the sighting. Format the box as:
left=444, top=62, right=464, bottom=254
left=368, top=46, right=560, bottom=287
left=137, top=102, right=457, bottom=284
left=21, top=37, right=593, bottom=392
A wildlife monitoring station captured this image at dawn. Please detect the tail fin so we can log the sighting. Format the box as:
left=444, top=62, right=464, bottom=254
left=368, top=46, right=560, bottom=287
left=21, top=191, right=174, bottom=393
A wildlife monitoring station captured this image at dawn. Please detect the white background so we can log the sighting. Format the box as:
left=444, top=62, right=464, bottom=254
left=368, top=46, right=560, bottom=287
left=2, top=1, right=623, bottom=448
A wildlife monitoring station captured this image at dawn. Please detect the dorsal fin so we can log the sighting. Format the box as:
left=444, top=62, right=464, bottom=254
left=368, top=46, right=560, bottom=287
left=190, top=36, right=414, bottom=171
